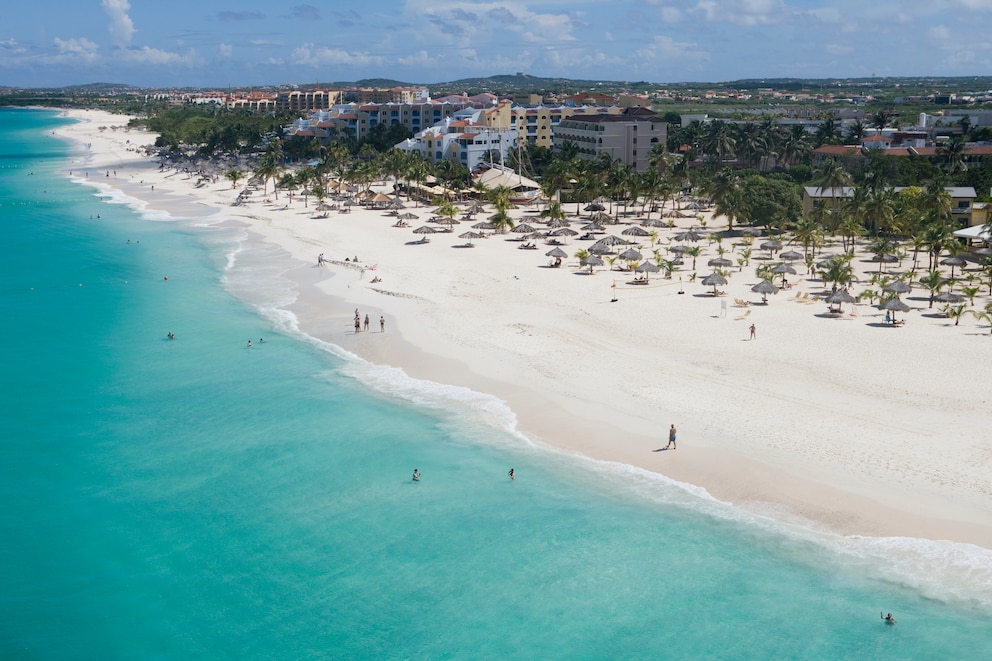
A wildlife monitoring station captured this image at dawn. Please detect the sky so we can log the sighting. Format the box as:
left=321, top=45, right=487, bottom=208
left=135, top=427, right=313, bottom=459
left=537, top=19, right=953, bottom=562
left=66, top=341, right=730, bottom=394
left=3, top=0, right=992, bottom=89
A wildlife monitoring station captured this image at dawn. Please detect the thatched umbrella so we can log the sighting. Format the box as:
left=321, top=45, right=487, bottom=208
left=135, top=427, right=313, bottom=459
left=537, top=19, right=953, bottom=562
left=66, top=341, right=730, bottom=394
left=512, top=223, right=537, bottom=234
left=635, top=260, right=660, bottom=282
left=619, top=248, right=643, bottom=262
left=584, top=203, right=606, bottom=212
left=750, top=279, right=779, bottom=304
left=622, top=226, right=651, bottom=237
left=579, top=254, right=603, bottom=273
left=701, top=272, right=728, bottom=295
left=707, top=257, right=734, bottom=268
left=760, top=239, right=783, bottom=257
left=472, top=221, right=497, bottom=231
left=881, top=297, right=911, bottom=323
left=546, top=247, right=569, bottom=258
left=934, top=291, right=964, bottom=304
left=779, top=249, right=804, bottom=261
left=675, top=230, right=704, bottom=242
left=826, top=288, right=856, bottom=312
left=883, top=280, right=912, bottom=295
left=413, top=225, right=437, bottom=235
left=771, top=262, right=797, bottom=286
left=458, top=230, right=483, bottom=245
left=940, top=255, right=968, bottom=279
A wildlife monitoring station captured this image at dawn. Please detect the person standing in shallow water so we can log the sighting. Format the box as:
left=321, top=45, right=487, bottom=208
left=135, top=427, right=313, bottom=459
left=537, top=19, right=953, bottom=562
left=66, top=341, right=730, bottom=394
left=666, top=424, right=677, bottom=450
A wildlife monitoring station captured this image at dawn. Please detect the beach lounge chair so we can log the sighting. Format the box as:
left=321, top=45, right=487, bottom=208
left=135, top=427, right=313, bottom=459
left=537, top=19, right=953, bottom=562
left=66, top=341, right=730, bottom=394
left=735, top=309, right=752, bottom=321
left=734, top=298, right=751, bottom=307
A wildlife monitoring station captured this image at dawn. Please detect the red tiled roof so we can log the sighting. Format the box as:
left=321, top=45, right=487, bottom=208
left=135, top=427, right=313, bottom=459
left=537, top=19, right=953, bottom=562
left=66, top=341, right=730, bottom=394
left=813, top=145, right=862, bottom=155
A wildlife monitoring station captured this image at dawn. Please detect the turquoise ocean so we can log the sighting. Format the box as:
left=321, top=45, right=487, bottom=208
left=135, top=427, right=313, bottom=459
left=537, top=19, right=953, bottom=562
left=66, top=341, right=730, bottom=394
left=1, top=108, right=991, bottom=659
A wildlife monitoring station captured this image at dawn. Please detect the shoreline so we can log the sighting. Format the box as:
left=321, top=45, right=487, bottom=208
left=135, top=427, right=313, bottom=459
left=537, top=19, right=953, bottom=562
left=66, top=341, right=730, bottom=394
left=55, top=108, right=992, bottom=551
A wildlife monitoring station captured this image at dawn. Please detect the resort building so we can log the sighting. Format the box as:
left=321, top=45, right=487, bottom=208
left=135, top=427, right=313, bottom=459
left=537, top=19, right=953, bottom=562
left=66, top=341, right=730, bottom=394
left=552, top=107, right=667, bottom=171
left=394, top=107, right=519, bottom=171
left=802, top=186, right=977, bottom=228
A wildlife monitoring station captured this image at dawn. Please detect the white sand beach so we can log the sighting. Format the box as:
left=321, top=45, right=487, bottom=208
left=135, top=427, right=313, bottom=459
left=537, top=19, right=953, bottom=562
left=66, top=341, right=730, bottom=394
left=59, top=109, right=992, bottom=548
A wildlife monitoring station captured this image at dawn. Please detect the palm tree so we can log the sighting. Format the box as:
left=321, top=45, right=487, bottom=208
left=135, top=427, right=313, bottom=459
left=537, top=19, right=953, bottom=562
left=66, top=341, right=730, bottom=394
left=846, top=120, right=867, bottom=142
left=253, top=153, right=281, bottom=198
left=820, top=254, right=854, bottom=292
left=961, top=285, right=981, bottom=306
left=778, top=125, right=810, bottom=170
left=225, top=167, right=244, bottom=189
left=683, top=245, right=702, bottom=271
left=861, top=188, right=896, bottom=236
left=814, top=117, right=842, bottom=147
left=701, top=120, right=736, bottom=164
left=966, top=302, right=992, bottom=334
left=835, top=214, right=864, bottom=254
left=707, top=168, right=744, bottom=231
left=791, top=215, right=824, bottom=261
left=918, top=270, right=949, bottom=308
left=812, top=158, right=852, bottom=213
left=943, top=303, right=968, bottom=326
left=540, top=200, right=567, bottom=224
left=937, top=136, right=968, bottom=174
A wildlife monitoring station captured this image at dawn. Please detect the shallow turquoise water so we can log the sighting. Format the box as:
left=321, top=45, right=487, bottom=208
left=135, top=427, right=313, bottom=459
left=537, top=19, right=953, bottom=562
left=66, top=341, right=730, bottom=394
left=1, top=108, right=990, bottom=659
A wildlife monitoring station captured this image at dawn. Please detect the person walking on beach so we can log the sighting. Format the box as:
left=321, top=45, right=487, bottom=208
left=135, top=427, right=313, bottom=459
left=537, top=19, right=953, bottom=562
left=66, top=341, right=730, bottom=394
left=749, top=323, right=756, bottom=340
left=354, top=318, right=361, bottom=334
left=380, top=316, right=385, bottom=332
left=364, top=314, right=370, bottom=332
left=666, top=424, right=677, bottom=450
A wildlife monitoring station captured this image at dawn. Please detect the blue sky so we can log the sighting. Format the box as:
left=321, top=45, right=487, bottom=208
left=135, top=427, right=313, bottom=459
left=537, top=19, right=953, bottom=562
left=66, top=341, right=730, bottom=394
left=3, top=0, right=992, bottom=88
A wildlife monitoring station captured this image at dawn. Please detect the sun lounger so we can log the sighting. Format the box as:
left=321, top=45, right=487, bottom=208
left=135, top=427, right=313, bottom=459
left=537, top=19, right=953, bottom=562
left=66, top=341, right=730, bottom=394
left=735, top=309, right=752, bottom=320
left=734, top=298, right=751, bottom=307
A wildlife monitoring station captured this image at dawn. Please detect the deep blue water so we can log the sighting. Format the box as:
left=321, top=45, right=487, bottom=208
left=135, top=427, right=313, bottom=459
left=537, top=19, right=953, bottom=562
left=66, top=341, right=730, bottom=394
left=1, top=108, right=990, bottom=659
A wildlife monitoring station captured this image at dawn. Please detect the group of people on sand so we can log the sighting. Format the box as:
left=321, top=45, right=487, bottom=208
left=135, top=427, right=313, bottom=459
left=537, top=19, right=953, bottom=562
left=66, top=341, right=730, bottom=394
left=354, top=309, right=386, bottom=334
left=413, top=468, right=515, bottom=482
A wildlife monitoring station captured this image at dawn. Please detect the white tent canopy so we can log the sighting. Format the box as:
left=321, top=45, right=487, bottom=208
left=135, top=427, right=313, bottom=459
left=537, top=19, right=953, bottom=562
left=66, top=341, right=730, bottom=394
left=953, top=224, right=991, bottom=242
left=475, top=166, right=540, bottom=191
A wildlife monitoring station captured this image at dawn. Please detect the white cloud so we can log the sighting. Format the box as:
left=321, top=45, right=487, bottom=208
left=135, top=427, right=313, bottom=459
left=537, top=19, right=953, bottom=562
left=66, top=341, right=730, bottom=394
left=54, top=37, right=100, bottom=62
left=102, top=0, right=136, bottom=46
left=0, top=38, right=27, bottom=54
left=633, top=34, right=710, bottom=63
left=291, top=43, right=383, bottom=67
left=930, top=25, right=952, bottom=41
left=396, top=50, right=441, bottom=68
left=119, top=46, right=195, bottom=65
left=219, top=43, right=233, bottom=58
left=412, top=1, right=583, bottom=47
left=692, top=0, right=789, bottom=26
left=955, top=0, right=992, bottom=9
left=826, top=43, right=854, bottom=56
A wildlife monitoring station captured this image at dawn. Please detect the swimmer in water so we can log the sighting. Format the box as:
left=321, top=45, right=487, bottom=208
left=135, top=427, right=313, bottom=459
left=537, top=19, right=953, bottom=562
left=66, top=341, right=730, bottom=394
left=881, top=612, right=896, bottom=624
left=412, top=469, right=420, bottom=481
left=508, top=468, right=515, bottom=480
left=167, top=332, right=174, bottom=340
left=247, top=340, right=252, bottom=348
